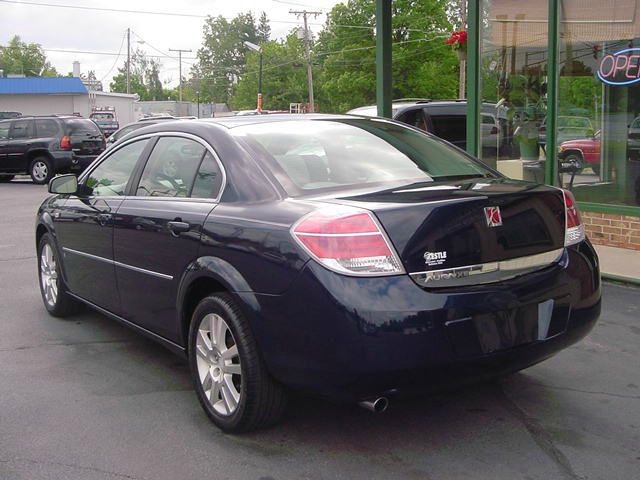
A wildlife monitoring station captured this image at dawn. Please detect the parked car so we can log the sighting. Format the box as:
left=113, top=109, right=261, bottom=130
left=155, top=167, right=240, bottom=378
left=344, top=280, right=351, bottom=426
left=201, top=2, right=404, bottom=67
left=90, top=108, right=119, bottom=137
left=0, top=115, right=105, bottom=184
left=106, top=116, right=193, bottom=149
left=539, top=116, right=594, bottom=151
left=347, top=100, right=510, bottom=154
left=36, top=115, right=601, bottom=432
left=559, top=131, right=601, bottom=174
left=627, top=115, right=640, bottom=160
left=0, top=111, right=21, bottom=120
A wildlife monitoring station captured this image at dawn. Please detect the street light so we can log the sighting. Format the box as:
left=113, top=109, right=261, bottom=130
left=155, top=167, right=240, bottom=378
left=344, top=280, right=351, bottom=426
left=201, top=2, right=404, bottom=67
left=244, top=41, right=263, bottom=113
left=196, top=91, right=200, bottom=118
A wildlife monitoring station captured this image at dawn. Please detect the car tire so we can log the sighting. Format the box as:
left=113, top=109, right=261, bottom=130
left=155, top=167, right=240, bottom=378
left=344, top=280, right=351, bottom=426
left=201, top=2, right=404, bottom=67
left=38, top=233, right=83, bottom=317
left=189, top=293, right=287, bottom=433
left=0, top=175, right=14, bottom=182
left=564, top=153, right=584, bottom=174
left=30, top=156, right=54, bottom=185
left=592, top=164, right=601, bottom=175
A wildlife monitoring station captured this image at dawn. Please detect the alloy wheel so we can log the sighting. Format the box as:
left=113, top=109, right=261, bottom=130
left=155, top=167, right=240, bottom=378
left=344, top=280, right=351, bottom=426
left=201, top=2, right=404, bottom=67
left=32, top=161, right=48, bottom=182
left=40, top=243, right=58, bottom=307
left=195, top=313, right=242, bottom=416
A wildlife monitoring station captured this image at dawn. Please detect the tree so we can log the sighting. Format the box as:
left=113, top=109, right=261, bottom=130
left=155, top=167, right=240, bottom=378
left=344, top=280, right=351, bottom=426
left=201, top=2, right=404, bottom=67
left=231, top=33, right=309, bottom=110
left=192, top=12, right=261, bottom=104
left=109, top=49, right=165, bottom=100
left=258, top=11, right=271, bottom=43
left=0, top=35, right=57, bottom=77
left=316, top=0, right=458, bottom=113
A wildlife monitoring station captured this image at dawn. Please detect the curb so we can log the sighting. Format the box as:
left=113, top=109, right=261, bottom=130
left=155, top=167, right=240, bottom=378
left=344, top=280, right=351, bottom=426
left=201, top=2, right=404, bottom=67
left=602, top=272, right=640, bottom=287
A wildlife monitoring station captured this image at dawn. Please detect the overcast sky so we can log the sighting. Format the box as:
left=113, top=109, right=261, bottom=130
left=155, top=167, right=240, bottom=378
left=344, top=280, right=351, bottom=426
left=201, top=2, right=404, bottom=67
left=0, top=0, right=341, bottom=90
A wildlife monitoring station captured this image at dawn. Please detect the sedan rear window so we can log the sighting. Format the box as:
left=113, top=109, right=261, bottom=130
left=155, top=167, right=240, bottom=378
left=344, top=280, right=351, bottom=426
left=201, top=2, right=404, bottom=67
left=233, top=119, right=492, bottom=195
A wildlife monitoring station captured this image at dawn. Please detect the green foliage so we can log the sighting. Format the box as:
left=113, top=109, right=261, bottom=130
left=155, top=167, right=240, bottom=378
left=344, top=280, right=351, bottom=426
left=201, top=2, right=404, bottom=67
left=190, top=0, right=461, bottom=112
left=192, top=12, right=262, bottom=105
left=230, top=34, right=309, bottom=110
left=109, top=49, right=165, bottom=100
left=559, top=76, right=600, bottom=118
left=0, top=35, right=57, bottom=77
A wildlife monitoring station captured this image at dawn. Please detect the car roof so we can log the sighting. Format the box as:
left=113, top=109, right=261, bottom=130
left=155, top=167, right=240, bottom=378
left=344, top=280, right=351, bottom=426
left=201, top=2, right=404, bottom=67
left=192, top=113, right=357, bottom=128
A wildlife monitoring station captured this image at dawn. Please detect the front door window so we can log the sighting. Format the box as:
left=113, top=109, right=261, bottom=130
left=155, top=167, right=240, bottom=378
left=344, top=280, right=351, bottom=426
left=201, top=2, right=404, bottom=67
left=85, top=139, right=149, bottom=196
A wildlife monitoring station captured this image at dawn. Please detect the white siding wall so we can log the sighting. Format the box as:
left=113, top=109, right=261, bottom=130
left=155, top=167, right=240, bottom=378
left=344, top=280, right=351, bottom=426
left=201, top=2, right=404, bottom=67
left=0, top=93, right=138, bottom=125
left=0, top=94, right=80, bottom=116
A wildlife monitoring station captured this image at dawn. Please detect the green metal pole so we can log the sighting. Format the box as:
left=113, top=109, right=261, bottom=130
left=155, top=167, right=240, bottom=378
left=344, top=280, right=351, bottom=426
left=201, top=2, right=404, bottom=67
left=376, top=0, right=392, bottom=118
left=545, top=0, right=560, bottom=185
left=466, top=0, right=481, bottom=157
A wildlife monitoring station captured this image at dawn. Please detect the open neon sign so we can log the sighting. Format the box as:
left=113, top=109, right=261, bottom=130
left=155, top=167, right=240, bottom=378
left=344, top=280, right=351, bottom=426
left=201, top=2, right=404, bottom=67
left=598, top=48, right=640, bottom=85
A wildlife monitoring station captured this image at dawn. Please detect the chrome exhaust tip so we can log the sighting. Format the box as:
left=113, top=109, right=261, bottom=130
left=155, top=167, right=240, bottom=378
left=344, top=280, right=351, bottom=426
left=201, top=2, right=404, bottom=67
left=358, top=397, right=389, bottom=413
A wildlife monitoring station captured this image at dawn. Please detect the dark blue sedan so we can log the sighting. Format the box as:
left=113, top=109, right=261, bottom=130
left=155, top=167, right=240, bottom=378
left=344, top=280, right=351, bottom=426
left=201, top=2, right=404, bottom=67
left=35, top=115, right=601, bottom=432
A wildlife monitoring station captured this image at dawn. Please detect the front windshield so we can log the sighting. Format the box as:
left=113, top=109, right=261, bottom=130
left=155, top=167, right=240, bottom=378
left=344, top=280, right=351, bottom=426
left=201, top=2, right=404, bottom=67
left=233, top=119, right=493, bottom=196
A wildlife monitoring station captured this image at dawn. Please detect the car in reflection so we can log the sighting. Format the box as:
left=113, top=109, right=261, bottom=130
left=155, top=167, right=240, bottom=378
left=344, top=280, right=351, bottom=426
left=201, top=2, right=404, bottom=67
left=539, top=116, right=594, bottom=152
left=558, top=131, right=601, bottom=174
left=36, top=115, right=601, bottom=432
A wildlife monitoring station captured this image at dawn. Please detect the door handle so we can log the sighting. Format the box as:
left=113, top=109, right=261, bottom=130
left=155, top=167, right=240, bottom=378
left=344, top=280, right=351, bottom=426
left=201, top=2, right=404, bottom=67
left=168, top=221, right=190, bottom=235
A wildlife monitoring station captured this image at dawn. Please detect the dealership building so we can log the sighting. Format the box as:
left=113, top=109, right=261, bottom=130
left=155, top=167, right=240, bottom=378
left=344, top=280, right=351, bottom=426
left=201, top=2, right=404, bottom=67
left=374, top=0, right=640, bottom=281
left=0, top=77, right=139, bottom=124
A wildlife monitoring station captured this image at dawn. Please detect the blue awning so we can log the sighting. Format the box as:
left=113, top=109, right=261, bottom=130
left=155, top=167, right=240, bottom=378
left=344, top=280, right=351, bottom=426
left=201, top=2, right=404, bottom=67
left=0, top=77, right=88, bottom=95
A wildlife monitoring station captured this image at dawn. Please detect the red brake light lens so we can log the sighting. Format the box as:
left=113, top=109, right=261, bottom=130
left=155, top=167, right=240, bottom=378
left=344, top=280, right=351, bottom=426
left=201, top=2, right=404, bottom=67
left=562, top=189, right=585, bottom=246
left=60, top=135, right=72, bottom=150
left=292, top=206, right=404, bottom=276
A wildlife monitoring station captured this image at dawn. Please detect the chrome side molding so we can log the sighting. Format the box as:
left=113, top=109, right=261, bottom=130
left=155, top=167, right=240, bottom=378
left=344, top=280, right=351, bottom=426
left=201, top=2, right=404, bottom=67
left=410, top=248, right=564, bottom=288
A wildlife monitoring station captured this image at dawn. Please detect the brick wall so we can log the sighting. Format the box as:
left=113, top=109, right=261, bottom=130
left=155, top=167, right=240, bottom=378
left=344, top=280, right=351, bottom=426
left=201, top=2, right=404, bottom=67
left=582, top=212, right=640, bottom=250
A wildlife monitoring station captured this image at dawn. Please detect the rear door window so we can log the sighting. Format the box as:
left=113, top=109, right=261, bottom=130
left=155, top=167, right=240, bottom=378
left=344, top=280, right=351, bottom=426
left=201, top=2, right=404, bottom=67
left=10, top=119, right=34, bottom=139
left=190, top=152, right=223, bottom=199
left=35, top=119, right=59, bottom=138
left=136, top=137, right=205, bottom=197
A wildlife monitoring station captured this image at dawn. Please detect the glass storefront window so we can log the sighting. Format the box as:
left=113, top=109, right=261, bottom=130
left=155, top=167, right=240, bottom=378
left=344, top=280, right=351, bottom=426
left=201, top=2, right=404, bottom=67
left=479, top=1, right=549, bottom=184
left=559, top=0, right=640, bottom=207
left=476, top=0, right=640, bottom=209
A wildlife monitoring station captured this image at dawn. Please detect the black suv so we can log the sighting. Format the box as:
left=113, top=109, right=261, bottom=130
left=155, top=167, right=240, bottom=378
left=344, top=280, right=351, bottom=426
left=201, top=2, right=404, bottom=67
left=348, top=99, right=510, bottom=155
left=0, top=116, right=105, bottom=184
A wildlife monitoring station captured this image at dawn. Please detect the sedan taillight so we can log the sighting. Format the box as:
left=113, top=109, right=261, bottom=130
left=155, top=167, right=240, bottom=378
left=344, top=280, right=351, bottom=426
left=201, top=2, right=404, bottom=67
left=563, top=189, right=585, bottom=246
left=60, top=135, right=72, bottom=150
left=292, top=205, right=404, bottom=276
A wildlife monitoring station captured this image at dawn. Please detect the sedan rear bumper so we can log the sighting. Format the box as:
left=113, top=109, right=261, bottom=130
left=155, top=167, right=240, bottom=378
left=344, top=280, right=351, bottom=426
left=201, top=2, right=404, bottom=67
left=249, top=240, right=601, bottom=401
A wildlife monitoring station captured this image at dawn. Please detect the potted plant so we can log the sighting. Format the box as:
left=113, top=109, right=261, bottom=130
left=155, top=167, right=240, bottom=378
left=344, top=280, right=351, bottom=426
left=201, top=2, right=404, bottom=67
left=446, top=30, right=467, bottom=61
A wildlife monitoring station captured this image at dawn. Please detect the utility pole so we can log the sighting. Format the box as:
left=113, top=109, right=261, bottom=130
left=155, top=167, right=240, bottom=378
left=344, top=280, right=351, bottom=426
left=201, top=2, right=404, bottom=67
left=290, top=9, right=321, bottom=113
left=169, top=48, right=192, bottom=102
left=126, top=28, right=131, bottom=94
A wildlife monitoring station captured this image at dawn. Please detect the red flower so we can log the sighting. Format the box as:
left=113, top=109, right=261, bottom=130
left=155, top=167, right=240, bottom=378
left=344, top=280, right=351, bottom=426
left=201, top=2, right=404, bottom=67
left=445, top=30, right=467, bottom=49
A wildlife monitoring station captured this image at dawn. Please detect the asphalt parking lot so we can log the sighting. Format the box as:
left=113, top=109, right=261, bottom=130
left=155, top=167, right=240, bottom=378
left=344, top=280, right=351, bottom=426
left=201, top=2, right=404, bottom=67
left=1, top=179, right=639, bottom=480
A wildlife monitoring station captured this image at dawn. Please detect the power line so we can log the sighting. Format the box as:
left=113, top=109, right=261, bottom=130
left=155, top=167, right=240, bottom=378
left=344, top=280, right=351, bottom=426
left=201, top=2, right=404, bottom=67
left=0, top=0, right=394, bottom=31
left=0, top=44, right=198, bottom=60
left=0, top=0, right=305, bottom=25
left=99, top=31, right=127, bottom=82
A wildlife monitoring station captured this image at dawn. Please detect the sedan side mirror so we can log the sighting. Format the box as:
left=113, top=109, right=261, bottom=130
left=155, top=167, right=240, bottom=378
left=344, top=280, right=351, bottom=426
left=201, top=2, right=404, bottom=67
left=48, top=174, right=78, bottom=194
